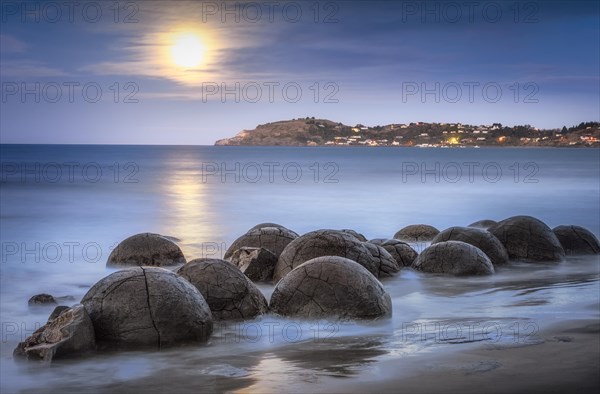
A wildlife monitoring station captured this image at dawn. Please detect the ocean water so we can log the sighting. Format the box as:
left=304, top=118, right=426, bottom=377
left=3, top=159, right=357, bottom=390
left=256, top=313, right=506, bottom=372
left=1, top=145, right=599, bottom=393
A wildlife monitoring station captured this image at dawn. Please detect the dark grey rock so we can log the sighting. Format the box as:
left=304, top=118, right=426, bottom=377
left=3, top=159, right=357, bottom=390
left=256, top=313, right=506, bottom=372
left=412, top=241, right=495, bottom=276
left=274, top=230, right=398, bottom=283
left=432, top=226, right=509, bottom=266
left=394, top=224, right=440, bottom=242
left=489, top=216, right=565, bottom=262
left=340, top=229, right=367, bottom=242
left=47, top=306, right=70, bottom=322
left=28, top=294, right=57, bottom=306
left=270, top=256, right=392, bottom=320
left=369, top=238, right=388, bottom=245
left=248, top=223, right=297, bottom=235
left=361, top=242, right=401, bottom=276
left=14, top=304, right=95, bottom=362
left=106, top=233, right=186, bottom=268
left=81, top=267, right=212, bottom=348
left=376, top=239, right=418, bottom=267
left=553, top=225, right=600, bottom=255
left=177, top=259, right=269, bottom=320
left=228, top=247, right=278, bottom=282
left=224, top=227, right=298, bottom=260
left=468, top=219, right=498, bottom=229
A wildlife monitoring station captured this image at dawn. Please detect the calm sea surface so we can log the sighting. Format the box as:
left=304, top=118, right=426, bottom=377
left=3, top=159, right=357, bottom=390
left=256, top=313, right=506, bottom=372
left=1, top=145, right=599, bottom=392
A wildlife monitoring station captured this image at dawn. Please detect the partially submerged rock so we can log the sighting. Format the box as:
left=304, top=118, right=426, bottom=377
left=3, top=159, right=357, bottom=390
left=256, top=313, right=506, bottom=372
left=274, top=230, right=396, bottom=283
left=375, top=239, right=418, bottom=267
left=224, top=227, right=298, bottom=260
left=228, top=247, right=278, bottom=282
left=553, top=225, right=600, bottom=255
left=432, top=226, right=509, bottom=266
left=107, top=233, right=186, bottom=268
left=468, top=219, right=498, bottom=229
left=14, top=304, right=95, bottom=362
left=28, top=294, right=57, bottom=306
left=394, top=224, right=440, bottom=242
left=177, top=259, right=269, bottom=320
left=489, top=216, right=565, bottom=262
left=82, top=267, right=212, bottom=348
left=270, top=256, right=392, bottom=320
left=412, top=241, right=494, bottom=276
left=362, top=242, right=401, bottom=276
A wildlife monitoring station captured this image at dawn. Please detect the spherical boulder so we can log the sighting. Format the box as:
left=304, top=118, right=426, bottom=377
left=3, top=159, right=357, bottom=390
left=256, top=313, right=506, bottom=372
left=340, top=229, right=367, bottom=242
left=362, top=242, right=401, bottom=276
left=412, top=241, right=494, bottom=276
left=81, top=267, right=212, bottom=348
left=553, top=225, right=600, bottom=255
left=468, top=219, right=497, bottom=229
left=270, top=256, right=392, bottom=320
left=228, top=247, right=278, bottom=282
left=177, top=259, right=269, bottom=320
left=28, top=293, right=57, bottom=306
left=224, top=227, right=298, bottom=260
left=107, top=233, right=186, bottom=268
left=248, top=223, right=297, bottom=235
left=432, top=226, right=509, bottom=266
left=273, top=230, right=396, bottom=283
left=375, top=239, right=418, bottom=267
left=394, top=224, right=440, bottom=242
left=489, top=216, right=565, bottom=262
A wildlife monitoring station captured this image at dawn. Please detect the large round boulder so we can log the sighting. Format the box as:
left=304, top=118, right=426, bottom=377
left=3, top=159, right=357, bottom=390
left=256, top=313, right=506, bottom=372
left=228, top=247, right=278, bottom=282
left=270, top=256, right=392, bottom=320
left=81, top=267, right=212, bottom=348
left=273, top=230, right=398, bottom=283
left=362, top=242, right=401, bottom=275
left=177, top=259, right=269, bottom=320
left=432, top=226, right=509, bottom=266
left=553, top=225, right=600, bottom=255
left=393, top=224, right=440, bottom=242
left=340, top=229, right=367, bottom=242
left=224, top=227, right=298, bottom=260
left=412, top=241, right=494, bottom=276
left=375, top=239, right=418, bottom=267
left=107, top=233, right=186, bottom=268
left=468, top=219, right=497, bottom=229
left=489, top=216, right=565, bottom=262
left=248, top=223, right=297, bottom=234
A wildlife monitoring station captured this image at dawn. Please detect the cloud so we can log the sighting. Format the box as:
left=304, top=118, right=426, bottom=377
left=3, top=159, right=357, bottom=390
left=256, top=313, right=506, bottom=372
left=0, top=60, right=68, bottom=77
left=0, top=34, right=27, bottom=54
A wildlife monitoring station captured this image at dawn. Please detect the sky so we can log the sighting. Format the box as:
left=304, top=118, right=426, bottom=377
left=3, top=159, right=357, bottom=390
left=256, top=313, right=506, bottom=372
left=0, top=0, right=599, bottom=145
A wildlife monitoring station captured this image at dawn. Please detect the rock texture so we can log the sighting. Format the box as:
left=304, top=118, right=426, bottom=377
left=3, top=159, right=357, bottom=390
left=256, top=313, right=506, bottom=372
left=412, top=241, right=495, bottom=276
left=340, top=229, right=367, bottom=242
left=228, top=247, right=278, bottom=282
left=81, top=267, right=212, bottom=348
left=468, top=219, right=498, bottom=229
left=553, top=225, right=600, bottom=255
left=47, top=306, right=70, bottom=322
left=274, top=230, right=398, bottom=283
left=248, top=223, right=297, bottom=234
left=224, top=227, right=298, bottom=260
left=393, top=224, right=440, bottom=242
left=489, top=216, right=565, bottom=262
left=28, top=294, right=57, bottom=306
left=14, top=304, right=95, bottom=362
left=375, top=239, right=418, bottom=267
left=177, top=259, right=269, bottom=320
left=270, top=256, right=392, bottom=320
left=432, top=226, right=509, bottom=266
left=106, top=233, right=186, bottom=268
left=361, top=242, right=401, bottom=276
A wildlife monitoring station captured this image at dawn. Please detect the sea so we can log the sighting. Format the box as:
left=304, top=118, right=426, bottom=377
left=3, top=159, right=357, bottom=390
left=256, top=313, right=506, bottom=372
left=0, top=145, right=599, bottom=393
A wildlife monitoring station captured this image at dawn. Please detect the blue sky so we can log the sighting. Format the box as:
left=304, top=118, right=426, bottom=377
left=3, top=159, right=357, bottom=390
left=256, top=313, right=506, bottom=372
left=1, top=0, right=598, bottom=144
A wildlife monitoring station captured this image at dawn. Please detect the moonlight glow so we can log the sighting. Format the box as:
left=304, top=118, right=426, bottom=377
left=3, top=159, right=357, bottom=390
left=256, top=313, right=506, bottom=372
left=170, top=33, right=205, bottom=68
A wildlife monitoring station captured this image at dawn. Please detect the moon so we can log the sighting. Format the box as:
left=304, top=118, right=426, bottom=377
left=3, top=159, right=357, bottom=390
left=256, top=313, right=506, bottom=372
left=171, top=33, right=205, bottom=68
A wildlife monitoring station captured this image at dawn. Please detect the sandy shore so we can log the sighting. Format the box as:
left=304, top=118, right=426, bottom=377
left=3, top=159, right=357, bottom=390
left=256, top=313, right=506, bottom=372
left=328, top=318, right=600, bottom=394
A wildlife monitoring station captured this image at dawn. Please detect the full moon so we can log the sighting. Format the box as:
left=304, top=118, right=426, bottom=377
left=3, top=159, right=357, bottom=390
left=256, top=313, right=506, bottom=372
left=171, top=33, right=205, bottom=68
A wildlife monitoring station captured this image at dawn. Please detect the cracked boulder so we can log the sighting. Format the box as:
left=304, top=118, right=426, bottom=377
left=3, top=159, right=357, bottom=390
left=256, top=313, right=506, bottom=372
left=14, top=304, right=95, bottom=362
left=361, top=242, right=401, bottom=276
left=339, top=229, right=368, bottom=242
left=107, top=233, right=186, bottom=268
left=270, top=256, right=392, bottom=320
left=432, top=226, right=509, bottom=266
left=81, top=267, right=212, bottom=348
left=228, top=247, right=278, bottom=282
left=553, top=225, right=600, bottom=255
left=468, top=219, right=498, bottom=230
left=373, top=239, right=418, bottom=267
left=224, top=227, right=298, bottom=260
left=177, top=259, right=269, bottom=320
left=248, top=223, right=298, bottom=234
left=489, top=216, right=565, bottom=262
left=393, top=224, right=440, bottom=242
left=274, top=230, right=398, bottom=283
left=412, top=241, right=495, bottom=276
left=28, top=293, right=57, bottom=306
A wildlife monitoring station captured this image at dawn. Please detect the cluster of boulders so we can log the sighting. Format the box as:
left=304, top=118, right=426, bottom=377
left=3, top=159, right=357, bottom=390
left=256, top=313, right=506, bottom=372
left=15, top=217, right=599, bottom=362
